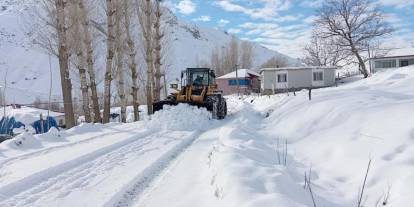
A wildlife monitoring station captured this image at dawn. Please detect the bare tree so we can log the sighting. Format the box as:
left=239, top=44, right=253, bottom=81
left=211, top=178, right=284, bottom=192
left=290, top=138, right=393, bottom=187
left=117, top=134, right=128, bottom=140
left=153, top=0, right=163, bottom=102
left=240, top=41, right=253, bottom=69
left=316, top=0, right=393, bottom=78
left=0, top=89, right=4, bottom=107
left=78, top=0, right=101, bottom=123
left=137, top=0, right=154, bottom=115
left=55, top=0, right=76, bottom=128
left=210, top=46, right=221, bottom=72
left=210, top=38, right=256, bottom=76
left=304, top=32, right=350, bottom=66
left=103, top=0, right=116, bottom=123
left=70, top=1, right=92, bottom=123
left=123, top=0, right=140, bottom=121
left=261, top=56, right=289, bottom=68
left=32, top=97, right=43, bottom=109
left=114, top=1, right=127, bottom=123
left=229, top=35, right=239, bottom=72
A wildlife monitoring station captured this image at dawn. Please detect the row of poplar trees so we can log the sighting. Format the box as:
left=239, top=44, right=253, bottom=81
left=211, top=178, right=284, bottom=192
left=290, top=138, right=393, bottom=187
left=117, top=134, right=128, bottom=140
left=40, top=0, right=165, bottom=128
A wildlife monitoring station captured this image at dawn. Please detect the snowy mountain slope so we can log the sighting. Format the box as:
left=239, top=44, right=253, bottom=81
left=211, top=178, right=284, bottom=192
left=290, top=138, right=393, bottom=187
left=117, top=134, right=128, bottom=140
left=0, top=0, right=293, bottom=104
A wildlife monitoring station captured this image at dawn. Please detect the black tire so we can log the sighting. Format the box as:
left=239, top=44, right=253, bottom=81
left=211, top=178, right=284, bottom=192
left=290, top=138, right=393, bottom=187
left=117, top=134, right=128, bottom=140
left=217, top=97, right=227, bottom=120
left=212, top=96, right=219, bottom=120
left=212, top=96, right=226, bottom=120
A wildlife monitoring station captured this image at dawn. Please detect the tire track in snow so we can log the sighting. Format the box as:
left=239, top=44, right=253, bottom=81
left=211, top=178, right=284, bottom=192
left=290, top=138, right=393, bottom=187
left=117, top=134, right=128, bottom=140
left=0, top=126, right=139, bottom=169
left=104, top=131, right=202, bottom=207
left=0, top=129, right=156, bottom=201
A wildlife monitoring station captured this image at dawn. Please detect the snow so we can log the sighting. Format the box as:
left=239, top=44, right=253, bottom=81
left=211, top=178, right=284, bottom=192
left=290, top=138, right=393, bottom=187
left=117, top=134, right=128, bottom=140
left=216, top=69, right=261, bottom=79
left=146, top=104, right=212, bottom=131
left=139, top=66, right=414, bottom=207
left=259, top=66, right=414, bottom=206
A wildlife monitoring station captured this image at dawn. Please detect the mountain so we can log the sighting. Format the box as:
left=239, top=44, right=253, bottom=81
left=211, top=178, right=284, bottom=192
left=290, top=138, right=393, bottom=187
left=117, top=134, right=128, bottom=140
left=0, top=0, right=295, bottom=104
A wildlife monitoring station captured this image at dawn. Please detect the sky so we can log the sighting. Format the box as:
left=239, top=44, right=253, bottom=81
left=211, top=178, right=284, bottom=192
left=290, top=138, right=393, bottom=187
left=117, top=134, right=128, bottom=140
left=162, top=0, right=414, bottom=58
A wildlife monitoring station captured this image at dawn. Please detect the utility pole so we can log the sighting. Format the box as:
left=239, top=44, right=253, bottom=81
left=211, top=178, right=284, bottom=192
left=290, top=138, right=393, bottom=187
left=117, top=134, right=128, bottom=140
left=235, top=64, right=240, bottom=96
left=47, top=53, right=52, bottom=129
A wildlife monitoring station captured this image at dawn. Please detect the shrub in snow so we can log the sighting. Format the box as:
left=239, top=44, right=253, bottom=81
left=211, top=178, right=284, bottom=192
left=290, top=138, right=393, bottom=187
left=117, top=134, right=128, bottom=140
left=39, top=127, right=67, bottom=142
left=65, top=122, right=107, bottom=135
left=4, top=132, right=42, bottom=149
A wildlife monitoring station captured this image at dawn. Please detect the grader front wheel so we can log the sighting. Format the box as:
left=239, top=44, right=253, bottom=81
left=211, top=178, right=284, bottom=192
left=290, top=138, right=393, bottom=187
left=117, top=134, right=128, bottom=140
left=212, top=96, right=227, bottom=120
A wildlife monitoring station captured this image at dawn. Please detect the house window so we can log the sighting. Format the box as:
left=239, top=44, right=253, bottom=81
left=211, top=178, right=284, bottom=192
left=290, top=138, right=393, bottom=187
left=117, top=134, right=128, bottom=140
left=400, top=60, right=409, bottom=67
left=313, top=71, right=323, bottom=81
left=239, top=79, right=250, bottom=86
left=228, top=79, right=250, bottom=86
left=375, top=60, right=396, bottom=68
left=277, top=74, right=287, bottom=83
left=228, top=79, right=237, bottom=85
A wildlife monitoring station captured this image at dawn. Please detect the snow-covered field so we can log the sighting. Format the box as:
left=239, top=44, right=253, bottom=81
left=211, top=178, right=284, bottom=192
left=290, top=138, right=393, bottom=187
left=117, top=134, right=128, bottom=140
left=1, top=66, right=414, bottom=207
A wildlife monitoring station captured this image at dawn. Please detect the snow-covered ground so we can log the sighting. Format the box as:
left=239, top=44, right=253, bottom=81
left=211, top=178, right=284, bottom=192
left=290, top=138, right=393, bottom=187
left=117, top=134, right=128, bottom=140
left=1, top=66, right=414, bottom=206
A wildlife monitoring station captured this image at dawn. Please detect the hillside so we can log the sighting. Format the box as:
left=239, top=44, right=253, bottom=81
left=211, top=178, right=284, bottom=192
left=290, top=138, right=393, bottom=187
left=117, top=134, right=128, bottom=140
left=0, top=0, right=293, bottom=104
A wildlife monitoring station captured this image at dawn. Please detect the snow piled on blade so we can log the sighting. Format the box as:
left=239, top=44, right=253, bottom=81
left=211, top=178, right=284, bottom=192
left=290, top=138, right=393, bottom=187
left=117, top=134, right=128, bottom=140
left=146, top=104, right=212, bottom=131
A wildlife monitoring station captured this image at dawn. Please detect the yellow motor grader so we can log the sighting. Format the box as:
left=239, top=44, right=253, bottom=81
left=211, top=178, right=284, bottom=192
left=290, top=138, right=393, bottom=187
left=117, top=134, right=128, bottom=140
left=153, top=68, right=227, bottom=119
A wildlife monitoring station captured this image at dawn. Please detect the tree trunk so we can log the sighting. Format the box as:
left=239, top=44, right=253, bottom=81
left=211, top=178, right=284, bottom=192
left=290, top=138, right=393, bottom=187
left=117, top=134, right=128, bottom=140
left=144, top=0, right=154, bottom=115
left=78, top=0, right=101, bottom=123
left=153, top=0, right=162, bottom=102
left=354, top=49, right=369, bottom=78
left=163, top=73, right=168, bottom=99
left=123, top=0, right=139, bottom=121
left=55, top=0, right=75, bottom=128
left=115, top=1, right=127, bottom=123
left=103, top=0, right=116, bottom=123
left=72, top=1, right=92, bottom=123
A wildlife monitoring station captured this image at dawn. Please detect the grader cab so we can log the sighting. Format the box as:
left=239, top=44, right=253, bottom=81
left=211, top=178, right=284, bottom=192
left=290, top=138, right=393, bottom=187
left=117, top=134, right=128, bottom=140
left=153, top=68, right=227, bottom=119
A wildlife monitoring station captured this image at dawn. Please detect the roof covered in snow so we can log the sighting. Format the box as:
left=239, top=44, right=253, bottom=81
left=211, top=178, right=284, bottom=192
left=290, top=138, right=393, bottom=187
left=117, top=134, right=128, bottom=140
left=217, top=69, right=261, bottom=79
left=1, top=106, right=64, bottom=125
left=260, top=66, right=337, bottom=72
left=374, top=47, right=414, bottom=59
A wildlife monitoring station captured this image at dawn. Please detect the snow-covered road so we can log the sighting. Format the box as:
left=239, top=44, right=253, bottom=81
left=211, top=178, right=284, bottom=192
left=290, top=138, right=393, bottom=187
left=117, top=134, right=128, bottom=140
left=0, top=105, right=217, bottom=207
left=0, top=130, right=198, bottom=206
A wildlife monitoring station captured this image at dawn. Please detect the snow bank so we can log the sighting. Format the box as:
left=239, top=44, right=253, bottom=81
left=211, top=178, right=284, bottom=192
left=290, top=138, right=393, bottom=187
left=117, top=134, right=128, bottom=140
left=39, top=127, right=68, bottom=142
left=208, top=104, right=341, bottom=207
left=2, top=132, right=42, bottom=150
left=146, top=104, right=212, bottom=131
left=256, top=66, right=414, bottom=206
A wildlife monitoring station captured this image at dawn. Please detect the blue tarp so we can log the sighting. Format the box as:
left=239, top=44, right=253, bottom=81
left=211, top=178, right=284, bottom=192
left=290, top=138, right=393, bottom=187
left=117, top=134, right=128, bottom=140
left=0, top=117, right=25, bottom=136
left=31, top=117, right=59, bottom=134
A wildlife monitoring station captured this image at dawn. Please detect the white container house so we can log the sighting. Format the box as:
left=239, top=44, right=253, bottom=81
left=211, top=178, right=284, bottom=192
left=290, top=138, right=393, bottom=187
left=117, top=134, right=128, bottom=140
left=260, top=66, right=337, bottom=95
left=370, top=47, right=414, bottom=72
